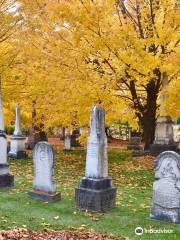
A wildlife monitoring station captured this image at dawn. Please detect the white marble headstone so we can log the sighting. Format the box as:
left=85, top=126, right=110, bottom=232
left=64, top=135, right=71, bottom=150
left=85, top=105, right=108, bottom=178
left=33, top=142, right=56, bottom=193
left=14, top=104, right=22, bottom=136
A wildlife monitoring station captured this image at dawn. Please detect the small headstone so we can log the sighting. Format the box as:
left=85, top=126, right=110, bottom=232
left=127, top=136, right=141, bottom=150
left=75, top=105, right=116, bottom=212
left=0, top=82, right=14, bottom=188
left=150, top=151, right=180, bottom=223
left=8, top=104, right=27, bottom=159
left=64, top=134, right=71, bottom=151
left=28, top=142, right=61, bottom=202
left=71, top=129, right=81, bottom=147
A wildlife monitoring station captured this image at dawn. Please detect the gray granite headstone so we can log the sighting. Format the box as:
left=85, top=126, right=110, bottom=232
left=28, top=142, right=60, bottom=202
left=150, top=151, right=180, bottom=223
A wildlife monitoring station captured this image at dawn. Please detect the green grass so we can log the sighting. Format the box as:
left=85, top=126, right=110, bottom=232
left=0, top=149, right=180, bottom=240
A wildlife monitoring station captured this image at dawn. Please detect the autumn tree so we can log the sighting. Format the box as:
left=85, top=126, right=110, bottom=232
left=17, top=0, right=180, bottom=149
left=0, top=0, right=23, bottom=125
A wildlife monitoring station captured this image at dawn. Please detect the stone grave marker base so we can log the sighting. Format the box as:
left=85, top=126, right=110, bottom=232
left=150, top=204, right=180, bottom=223
left=0, top=164, right=14, bottom=188
left=8, top=151, right=27, bottom=159
left=8, top=136, right=27, bottom=159
left=150, top=144, right=177, bottom=156
left=28, top=189, right=61, bottom=203
left=75, top=177, right=116, bottom=212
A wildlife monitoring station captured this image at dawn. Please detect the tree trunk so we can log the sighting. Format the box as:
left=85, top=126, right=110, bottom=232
left=141, top=80, right=159, bottom=150
left=142, top=110, right=156, bottom=150
left=129, top=79, right=159, bottom=150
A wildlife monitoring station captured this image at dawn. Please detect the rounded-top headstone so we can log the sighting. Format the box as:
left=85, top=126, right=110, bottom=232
left=150, top=151, right=180, bottom=223
left=33, top=141, right=56, bottom=193
left=154, top=151, right=180, bottom=180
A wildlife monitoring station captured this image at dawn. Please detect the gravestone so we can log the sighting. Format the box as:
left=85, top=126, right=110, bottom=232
left=71, top=129, right=81, bottom=147
left=150, top=151, right=180, bottom=223
left=150, top=117, right=177, bottom=155
left=64, top=135, right=71, bottom=151
left=127, top=136, right=141, bottom=150
left=75, top=105, right=116, bottom=212
left=28, top=142, right=61, bottom=202
left=0, top=83, right=14, bottom=188
left=8, top=104, right=27, bottom=159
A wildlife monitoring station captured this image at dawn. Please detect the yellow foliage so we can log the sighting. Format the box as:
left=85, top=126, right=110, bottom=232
left=1, top=0, right=180, bottom=130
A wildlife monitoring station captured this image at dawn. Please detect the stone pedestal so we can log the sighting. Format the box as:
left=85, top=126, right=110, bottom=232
left=150, top=116, right=177, bottom=155
left=75, top=177, right=116, bottom=212
left=28, top=189, right=61, bottom=203
left=8, top=135, right=27, bottom=159
left=0, top=164, right=14, bottom=188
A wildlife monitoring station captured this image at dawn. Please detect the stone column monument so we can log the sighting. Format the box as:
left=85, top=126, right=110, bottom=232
left=0, top=81, right=14, bottom=187
left=8, top=104, right=27, bottom=159
left=75, top=105, right=116, bottom=212
left=151, top=73, right=176, bottom=155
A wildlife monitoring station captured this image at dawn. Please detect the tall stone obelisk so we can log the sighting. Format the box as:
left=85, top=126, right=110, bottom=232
left=151, top=73, right=176, bottom=155
left=8, top=104, right=27, bottom=159
left=0, top=81, right=14, bottom=187
left=75, top=105, right=116, bottom=212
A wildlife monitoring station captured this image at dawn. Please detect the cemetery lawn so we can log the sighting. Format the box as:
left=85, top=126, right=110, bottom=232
left=0, top=149, right=180, bottom=240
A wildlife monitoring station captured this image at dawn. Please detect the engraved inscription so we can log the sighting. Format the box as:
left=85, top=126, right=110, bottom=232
left=33, top=142, right=56, bottom=193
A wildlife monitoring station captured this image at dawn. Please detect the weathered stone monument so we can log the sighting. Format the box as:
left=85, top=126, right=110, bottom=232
left=127, top=136, right=142, bottom=150
left=28, top=142, right=61, bottom=202
left=150, top=116, right=176, bottom=155
left=150, top=151, right=180, bottom=223
left=151, top=74, right=176, bottom=155
left=75, top=105, right=116, bottom=212
left=64, top=134, right=71, bottom=151
left=8, top=104, right=27, bottom=159
left=0, top=82, right=14, bottom=188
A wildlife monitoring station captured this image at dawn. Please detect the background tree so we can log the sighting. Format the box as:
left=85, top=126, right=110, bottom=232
left=16, top=0, right=180, bottom=149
